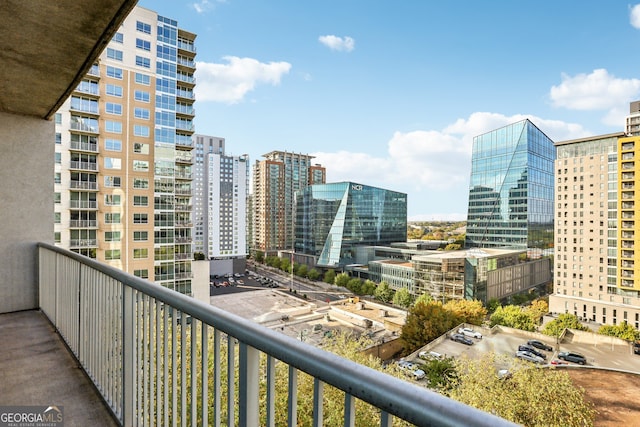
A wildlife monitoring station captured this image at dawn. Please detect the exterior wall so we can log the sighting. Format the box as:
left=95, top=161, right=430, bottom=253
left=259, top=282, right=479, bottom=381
left=549, top=294, right=640, bottom=329
left=0, top=112, right=53, bottom=313
left=486, top=258, right=550, bottom=301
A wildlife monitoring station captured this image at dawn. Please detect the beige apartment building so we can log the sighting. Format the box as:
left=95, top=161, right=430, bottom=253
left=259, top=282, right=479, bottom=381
left=549, top=131, right=640, bottom=329
left=251, top=151, right=325, bottom=256
left=54, top=6, right=196, bottom=294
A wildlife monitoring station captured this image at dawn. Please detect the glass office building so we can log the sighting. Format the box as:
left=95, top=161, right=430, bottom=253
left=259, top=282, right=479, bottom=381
left=295, top=182, right=407, bottom=267
left=465, top=119, right=555, bottom=255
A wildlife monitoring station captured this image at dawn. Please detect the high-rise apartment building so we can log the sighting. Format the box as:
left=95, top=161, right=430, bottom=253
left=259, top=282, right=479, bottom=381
left=465, top=119, right=555, bottom=257
left=626, top=100, right=640, bottom=136
left=549, top=132, right=640, bottom=329
left=251, top=151, right=325, bottom=256
left=54, top=6, right=196, bottom=294
left=193, top=135, right=249, bottom=272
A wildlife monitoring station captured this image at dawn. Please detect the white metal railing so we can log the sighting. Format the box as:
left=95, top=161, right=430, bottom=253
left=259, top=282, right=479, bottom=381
left=38, top=243, right=515, bottom=427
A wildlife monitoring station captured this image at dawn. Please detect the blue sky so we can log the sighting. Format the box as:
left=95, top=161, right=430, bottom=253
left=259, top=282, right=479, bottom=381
left=139, top=0, right=640, bottom=220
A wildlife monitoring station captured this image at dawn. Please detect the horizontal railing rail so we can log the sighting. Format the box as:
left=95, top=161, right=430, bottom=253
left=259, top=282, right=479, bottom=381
left=38, top=243, right=516, bottom=427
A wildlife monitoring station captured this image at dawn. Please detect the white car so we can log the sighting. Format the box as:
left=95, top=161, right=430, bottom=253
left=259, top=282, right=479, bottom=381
left=458, top=327, right=482, bottom=339
left=515, top=350, right=544, bottom=364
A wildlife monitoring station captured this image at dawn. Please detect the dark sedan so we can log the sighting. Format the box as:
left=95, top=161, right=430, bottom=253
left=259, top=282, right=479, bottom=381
left=450, top=333, right=474, bottom=346
left=527, top=339, right=553, bottom=352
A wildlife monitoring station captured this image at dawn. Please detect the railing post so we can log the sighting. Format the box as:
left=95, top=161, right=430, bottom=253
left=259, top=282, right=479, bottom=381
left=122, top=286, right=135, bottom=426
left=238, top=342, right=259, bottom=427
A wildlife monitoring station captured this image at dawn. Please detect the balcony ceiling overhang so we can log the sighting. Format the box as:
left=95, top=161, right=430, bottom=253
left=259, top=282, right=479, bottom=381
left=0, top=0, right=137, bottom=120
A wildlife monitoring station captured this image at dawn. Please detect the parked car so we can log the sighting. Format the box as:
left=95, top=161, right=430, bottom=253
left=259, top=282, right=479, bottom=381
left=558, top=351, right=587, bottom=365
left=397, top=361, right=425, bottom=380
left=419, top=351, right=442, bottom=360
left=458, top=327, right=482, bottom=339
left=527, top=339, right=553, bottom=352
left=550, top=359, right=568, bottom=366
left=515, top=350, right=544, bottom=364
left=450, top=333, right=474, bottom=346
left=634, top=342, right=640, bottom=355
left=518, top=345, right=547, bottom=360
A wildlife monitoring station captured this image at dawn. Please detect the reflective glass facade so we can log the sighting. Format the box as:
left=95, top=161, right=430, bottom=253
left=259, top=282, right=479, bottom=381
left=465, top=119, right=555, bottom=254
left=295, top=182, right=407, bottom=267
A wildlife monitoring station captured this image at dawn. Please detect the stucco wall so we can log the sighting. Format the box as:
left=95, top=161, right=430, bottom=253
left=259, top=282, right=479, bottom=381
left=0, top=112, right=53, bottom=313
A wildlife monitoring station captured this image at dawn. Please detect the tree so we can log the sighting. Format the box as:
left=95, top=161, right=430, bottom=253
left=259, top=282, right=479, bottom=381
left=401, top=300, right=457, bottom=353
left=374, top=281, right=394, bottom=303
left=598, top=321, right=640, bottom=341
left=486, top=298, right=501, bottom=314
left=443, top=299, right=487, bottom=326
left=413, top=292, right=433, bottom=307
left=444, top=243, right=461, bottom=251
left=490, top=305, right=536, bottom=331
left=347, top=278, right=363, bottom=294
left=334, top=272, right=350, bottom=288
left=542, top=313, right=589, bottom=337
left=307, top=268, right=320, bottom=281
left=361, top=279, right=377, bottom=296
left=193, top=252, right=205, bottom=260
left=392, top=288, right=413, bottom=309
left=279, top=257, right=291, bottom=273
left=447, top=353, right=595, bottom=427
left=295, top=263, right=308, bottom=278
left=323, top=270, right=336, bottom=284
left=527, top=299, right=549, bottom=325
left=419, top=356, right=457, bottom=391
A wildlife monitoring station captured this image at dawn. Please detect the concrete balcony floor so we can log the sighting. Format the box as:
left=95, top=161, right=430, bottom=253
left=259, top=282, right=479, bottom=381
left=0, top=310, right=117, bottom=426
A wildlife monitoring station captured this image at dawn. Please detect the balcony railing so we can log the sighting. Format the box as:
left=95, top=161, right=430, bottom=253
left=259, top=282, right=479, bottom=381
left=38, top=243, right=512, bottom=427
left=69, top=220, right=98, bottom=228
left=70, top=141, right=98, bottom=152
left=70, top=181, right=98, bottom=191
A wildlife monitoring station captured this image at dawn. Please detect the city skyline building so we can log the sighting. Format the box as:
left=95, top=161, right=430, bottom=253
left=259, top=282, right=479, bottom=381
left=251, top=151, right=325, bottom=256
left=295, top=182, right=407, bottom=268
left=54, top=6, right=196, bottom=294
left=549, top=131, right=640, bottom=329
left=465, top=119, right=555, bottom=257
left=192, top=134, right=249, bottom=274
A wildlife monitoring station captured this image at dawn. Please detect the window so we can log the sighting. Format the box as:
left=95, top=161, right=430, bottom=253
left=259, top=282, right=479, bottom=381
left=54, top=192, right=61, bottom=204
left=54, top=212, right=61, bottom=224
left=105, top=249, right=121, bottom=260
left=133, top=231, right=148, bottom=241
left=113, top=32, right=124, bottom=43
left=54, top=232, right=61, bottom=243
left=105, top=231, right=121, bottom=242
left=135, top=73, right=151, bottom=85
left=54, top=113, right=62, bottom=124
left=105, top=121, right=122, bottom=134
left=133, top=178, right=149, bottom=189
left=105, top=194, right=121, bottom=206
left=134, top=143, right=149, bottom=154
left=133, top=248, right=149, bottom=259
left=106, top=48, right=123, bottom=61
left=136, top=38, right=151, bottom=51
left=134, top=90, right=150, bottom=102
left=105, top=103, right=122, bottom=115
left=104, top=213, right=121, bottom=224
left=134, top=213, right=148, bottom=224
left=135, top=56, right=151, bottom=68
left=106, top=84, right=123, bottom=97
left=133, top=195, right=148, bottom=206
left=134, top=107, right=150, bottom=120
left=104, top=176, right=121, bottom=188
left=54, top=152, right=61, bottom=164
left=104, top=157, right=121, bottom=170
left=134, top=269, right=149, bottom=279
left=136, top=21, right=151, bottom=34
left=105, top=139, right=122, bottom=151
left=133, top=160, right=149, bottom=171
left=106, top=66, right=123, bottom=79
left=134, top=125, right=150, bottom=137
left=55, top=133, right=61, bottom=144
left=54, top=172, right=61, bottom=184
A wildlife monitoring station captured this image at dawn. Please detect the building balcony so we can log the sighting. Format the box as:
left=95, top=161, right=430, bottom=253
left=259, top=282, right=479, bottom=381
left=623, top=183, right=635, bottom=190
left=68, top=239, right=98, bottom=247
left=175, top=104, right=195, bottom=117
left=622, top=162, right=635, bottom=170
left=622, top=250, right=635, bottom=259
left=175, top=137, right=193, bottom=148
left=177, top=56, right=195, bottom=69
left=622, top=142, right=635, bottom=151
left=69, top=200, right=97, bottom=209
left=175, top=172, right=193, bottom=180
left=623, top=231, right=635, bottom=239
left=175, top=220, right=193, bottom=227
left=176, top=89, right=195, bottom=100
left=70, top=161, right=98, bottom=172
left=622, top=221, right=635, bottom=230
left=175, top=236, right=192, bottom=243
left=622, top=172, right=635, bottom=181
left=175, top=204, right=192, bottom=212
left=622, top=202, right=635, bottom=210
left=27, top=244, right=511, bottom=426
left=622, top=212, right=635, bottom=220
left=622, top=261, right=635, bottom=268
left=70, top=141, right=98, bottom=152
left=622, top=152, right=635, bottom=161
left=69, top=220, right=98, bottom=228
left=177, top=39, right=196, bottom=54
left=174, top=252, right=191, bottom=260
left=177, top=73, right=195, bottom=86
left=70, top=180, right=98, bottom=191
left=87, top=63, right=100, bottom=78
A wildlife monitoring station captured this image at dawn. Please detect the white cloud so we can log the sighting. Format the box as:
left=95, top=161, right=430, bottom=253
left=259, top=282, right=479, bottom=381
left=192, top=0, right=225, bottom=14
left=312, top=112, right=589, bottom=218
left=318, top=35, right=355, bottom=52
left=631, top=4, right=640, bottom=28
left=195, top=57, right=291, bottom=103
left=549, top=69, right=640, bottom=114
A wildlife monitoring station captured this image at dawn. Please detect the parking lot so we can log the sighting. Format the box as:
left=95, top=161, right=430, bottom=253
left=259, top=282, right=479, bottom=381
left=409, top=326, right=640, bottom=372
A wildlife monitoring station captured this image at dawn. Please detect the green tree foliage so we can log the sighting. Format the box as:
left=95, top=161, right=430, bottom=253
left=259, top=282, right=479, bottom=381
left=347, top=278, right=363, bottom=294
left=542, top=313, right=589, bottom=337
left=486, top=298, right=501, bottom=314
left=334, top=272, right=350, bottom=288
left=295, top=263, right=308, bottom=278
left=527, top=299, right=549, bottom=325
left=279, top=257, right=291, bottom=273
left=323, top=269, right=336, bottom=284
left=413, top=292, right=433, bottom=307
left=447, top=353, right=595, bottom=427
left=265, top=255, right=280, bottom=269
left=419, top=356, right=457, bottom=391
left=490, top=305, right=536, bottom=331
left=193, top=252, right=205, bottom=260
left=400, top=301, right=458, bottom=353
left=598, top=321, right=640, bottom=341
left=361, top=279, right=377, bottom=296
left=307, top=268, right=320, bottom=281
left=443, top=299, right=487, bottom=326
left=374, top=281, right=394, bottom=303
left=443, top=243, right=461, bottom=251
left=255, top=251, right=264, bottom=263
left=392, top=288, right=413, bottom=309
